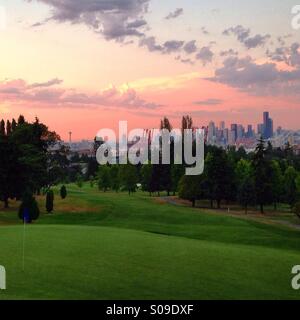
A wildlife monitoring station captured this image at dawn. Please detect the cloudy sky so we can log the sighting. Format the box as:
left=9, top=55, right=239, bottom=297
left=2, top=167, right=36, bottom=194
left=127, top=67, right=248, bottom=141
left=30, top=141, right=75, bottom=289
left=0, top=0, right=299, bottom=139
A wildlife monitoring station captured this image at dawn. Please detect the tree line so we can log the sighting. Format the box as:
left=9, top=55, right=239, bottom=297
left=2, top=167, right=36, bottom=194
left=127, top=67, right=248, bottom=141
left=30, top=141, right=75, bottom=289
left=1, top=115, right=300, bottom=220
left=88, top=117, right=300, bottom=216
left=0, top=116, right=60, bottom=221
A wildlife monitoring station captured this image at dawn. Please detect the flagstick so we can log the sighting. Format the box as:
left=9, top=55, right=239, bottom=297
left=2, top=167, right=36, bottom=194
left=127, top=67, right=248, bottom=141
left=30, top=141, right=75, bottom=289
left=22, top=218, right=26, bottom=271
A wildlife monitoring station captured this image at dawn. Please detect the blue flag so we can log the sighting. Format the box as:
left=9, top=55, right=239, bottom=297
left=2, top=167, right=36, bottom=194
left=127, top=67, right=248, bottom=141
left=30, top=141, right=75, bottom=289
left=23, top=208, right=30, bottom=223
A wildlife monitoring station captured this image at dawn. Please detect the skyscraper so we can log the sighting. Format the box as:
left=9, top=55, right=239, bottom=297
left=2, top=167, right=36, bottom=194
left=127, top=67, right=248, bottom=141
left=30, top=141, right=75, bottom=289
left=219, top=121, right=225, bottom=131
left=237, top=125, right=245, bottom=139
left=247, top=125, right=253, bottom=138
left=263, top=111, right=274, bottom=139
left=231, top=124, right=238, bottom=142
left=257, top=124, right=264, bottom=136
left=208, top=121, right=216, bottom=144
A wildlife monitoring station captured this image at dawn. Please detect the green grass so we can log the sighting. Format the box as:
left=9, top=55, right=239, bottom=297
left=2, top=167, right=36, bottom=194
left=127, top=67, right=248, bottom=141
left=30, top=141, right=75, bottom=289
left=0, top=184, right=300, bottom=300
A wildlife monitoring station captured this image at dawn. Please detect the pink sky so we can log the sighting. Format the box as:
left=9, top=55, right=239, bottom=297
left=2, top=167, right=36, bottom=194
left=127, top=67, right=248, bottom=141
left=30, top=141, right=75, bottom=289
left=1, top=1, right=299, bottom=140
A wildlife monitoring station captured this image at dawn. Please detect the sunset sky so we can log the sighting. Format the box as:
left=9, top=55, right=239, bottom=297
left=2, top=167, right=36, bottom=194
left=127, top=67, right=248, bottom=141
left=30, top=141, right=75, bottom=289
left=0, top=0, right=300, bottom=140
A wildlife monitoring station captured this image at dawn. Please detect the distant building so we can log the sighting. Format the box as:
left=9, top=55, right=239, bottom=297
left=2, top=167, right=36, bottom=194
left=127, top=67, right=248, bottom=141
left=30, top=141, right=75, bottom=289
left=257, top=123, right=264, bottom=136
left=230, top=124, right=238, bottom=142
left=208, top=121, right=216, bottom=144
left=263, top=111, right=273, bottom=139
left=228, top=130, right=236, bottom=145
left=247, top=125, right=254, bottom=138
left=219, top=121, right=225, bottom=131
left=237, top=125, right=245, bottom=139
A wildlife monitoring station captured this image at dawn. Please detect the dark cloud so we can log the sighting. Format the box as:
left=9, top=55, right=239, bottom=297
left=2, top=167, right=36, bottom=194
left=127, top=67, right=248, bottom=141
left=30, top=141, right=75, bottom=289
left=267, top=42, right=300, bottom=67
left=220, top=49, right=238, bottom=57
left=139, top=36, right=163, bottom=52
left=29, top=78, right=63, bottom=88
left=183, top=40, right=197, bottom=54
left=195, top=46, right=214, bottom=65
left=26, top=0, right=150, bottom=41
left=163, top=40, right=184, bottom=53
left=165, top=8, right=184, bottom=20
left=139, top=37, right=184, bottom=54
left=206, top=56, right=300, bottom=96
left=194, top=99, right=223, bottom=106
left=223, top=25, right=270, bottom=49
left=243, top=34, right=271, bottom=49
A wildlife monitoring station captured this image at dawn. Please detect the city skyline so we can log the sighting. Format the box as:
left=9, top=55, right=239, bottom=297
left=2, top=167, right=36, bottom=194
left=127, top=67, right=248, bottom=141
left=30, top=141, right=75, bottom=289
left=0, top=1, right=300, bottom=140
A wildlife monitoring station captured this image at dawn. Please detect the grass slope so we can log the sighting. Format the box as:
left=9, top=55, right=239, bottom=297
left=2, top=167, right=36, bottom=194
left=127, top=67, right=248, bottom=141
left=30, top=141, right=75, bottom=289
left=0, top=184, right=300, bottom=300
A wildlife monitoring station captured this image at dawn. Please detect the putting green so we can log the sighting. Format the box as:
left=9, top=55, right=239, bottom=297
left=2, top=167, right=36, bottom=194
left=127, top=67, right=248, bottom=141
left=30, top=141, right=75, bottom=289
left=0, top=224, right=299, bottom=300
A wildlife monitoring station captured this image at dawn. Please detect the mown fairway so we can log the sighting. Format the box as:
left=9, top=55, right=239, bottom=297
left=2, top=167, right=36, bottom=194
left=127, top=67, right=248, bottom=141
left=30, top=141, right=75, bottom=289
left=0, top=184, right=300, bottom=300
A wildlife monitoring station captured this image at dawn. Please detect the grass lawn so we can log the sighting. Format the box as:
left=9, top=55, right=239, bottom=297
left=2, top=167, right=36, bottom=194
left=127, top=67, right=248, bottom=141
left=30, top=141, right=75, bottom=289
left=0, top=184, right=300, bottom=300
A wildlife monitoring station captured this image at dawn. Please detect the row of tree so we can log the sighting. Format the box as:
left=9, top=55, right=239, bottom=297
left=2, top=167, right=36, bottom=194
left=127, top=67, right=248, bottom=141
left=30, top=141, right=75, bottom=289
left=178, top=138, right=300, bottom=213
left=89, top=117, right=300, bottom=215
left=0, top=115, right=60, bottom=220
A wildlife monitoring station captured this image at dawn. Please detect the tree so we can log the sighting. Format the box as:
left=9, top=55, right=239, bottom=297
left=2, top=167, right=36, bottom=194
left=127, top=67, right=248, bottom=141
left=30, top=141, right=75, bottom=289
left=18, top=190, right=40, bottom=223
left=205, top=148, right=233, bottom=209
left=0, top=116, right=59, bottom=209
left=284, top=166, right=298, bottom=208
left=237, top=180, right=256, bottom=214
left=171, top=164, right=185, bottom=195
left=270, top=160, right=284, bottom=210
left=120, top=164, right=138, bottom=195
left=76, top=174, right=84, bottom=188
left=110, top=165, right=120, bottom=192
left=178, top=175, right=202, bottom=207
left=252, top=138, right=273, bottom=213
left=60, top=185, right=67, bottom=199
left=296, top=174, right=300, bottom=200
left=159, top=117, right=173, bottom=196
left=6, top=120, right=12, bottom=136
left=18, top=115, right=25, bottom=125
left=97, top=166, right=111, bottom=192
left=46, top=190, right=54, bottom=214
left=235, top=159, right=256, bottom=214
left=0, top=120, right=5, bottom=136
left=141, top=164, right=153, bottom=195
left=11, top=119, right=17, bottom=132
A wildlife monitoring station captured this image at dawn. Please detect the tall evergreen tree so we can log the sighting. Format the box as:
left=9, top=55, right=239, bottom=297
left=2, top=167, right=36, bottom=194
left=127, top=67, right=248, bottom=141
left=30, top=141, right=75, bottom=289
left=205, top=148, right=233, bottom=209
left=11, top=118, right=17, bottom=132
left=18, top=115, right=25, bottom=125
left=284, top=166, right=298, bottom=208
left=46, top=190, right=54, bottom=214
left=270, top=160, right=284, bottom=210
left=60, top=185, right=67, bottom=199
left=6, top=120, right=12, bottom=136
left=0, top=120, right=5, bottom=136
left=252, top=138, right=273, bottom=213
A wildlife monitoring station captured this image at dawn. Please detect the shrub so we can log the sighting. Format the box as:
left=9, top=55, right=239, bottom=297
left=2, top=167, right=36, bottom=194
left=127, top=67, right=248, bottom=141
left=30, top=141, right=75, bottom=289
left=60, top=185, right=67, bottom=199
left=18, top=190, right=40, bottom=223
left=46, top=190, right=54, bottom=214
left=76, top=174, right=83, bottom=188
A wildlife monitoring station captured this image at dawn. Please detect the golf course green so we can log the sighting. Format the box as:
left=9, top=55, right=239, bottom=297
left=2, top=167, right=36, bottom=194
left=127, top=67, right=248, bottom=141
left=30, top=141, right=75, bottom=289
left=0, top=184, right=300, bottom=300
